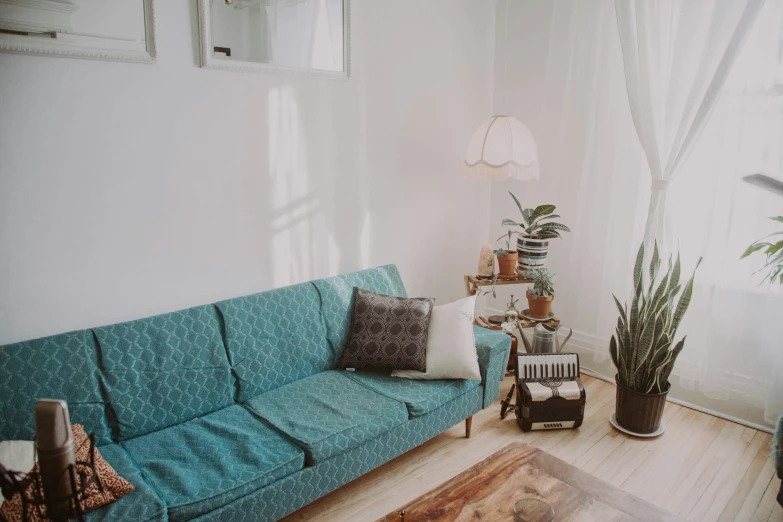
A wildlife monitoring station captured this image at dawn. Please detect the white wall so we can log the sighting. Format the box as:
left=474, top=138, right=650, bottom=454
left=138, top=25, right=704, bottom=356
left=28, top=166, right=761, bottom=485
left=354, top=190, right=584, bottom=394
left=0, top=1, right=496, bottom=345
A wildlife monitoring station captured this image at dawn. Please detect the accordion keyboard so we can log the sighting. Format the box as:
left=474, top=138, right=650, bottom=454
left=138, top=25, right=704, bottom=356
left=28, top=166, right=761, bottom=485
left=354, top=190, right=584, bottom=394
left=517, top=353, right=580, bottom=382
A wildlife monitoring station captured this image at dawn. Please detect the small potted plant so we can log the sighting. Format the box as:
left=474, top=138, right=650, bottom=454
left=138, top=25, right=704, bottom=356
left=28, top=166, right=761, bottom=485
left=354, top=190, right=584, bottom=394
left=526, top=268, right=555, bottom=319
left=610, top=242, right=701, bottom=435
left=503, top=192, right=570, bottom=276
left=494, top=230, right=518, bottom=278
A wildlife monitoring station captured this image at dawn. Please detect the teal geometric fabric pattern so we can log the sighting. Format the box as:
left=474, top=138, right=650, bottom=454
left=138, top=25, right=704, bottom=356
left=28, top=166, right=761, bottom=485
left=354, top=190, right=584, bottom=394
left=311, top=265, right=408, bottom=359
left=93, top=305, right=233, bottom=440
left=339, top=370, right=480, bottom=417
left=190, top=385, right=484, bottom=522
left=121, top=405, right=304, bottom=522
left=243, top=371, right=409, bottom=466
left=86, top=444, right=167, bottom=522
left=474, top=326, right=512, bottom=408
left=0, top=330, right=112, bottom=445
left=215, top=282, right=334, bottom=401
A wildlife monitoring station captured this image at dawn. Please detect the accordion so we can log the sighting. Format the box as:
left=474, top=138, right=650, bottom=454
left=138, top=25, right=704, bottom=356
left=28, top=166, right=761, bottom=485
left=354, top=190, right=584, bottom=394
left=515, top=353, right=586, bottom=431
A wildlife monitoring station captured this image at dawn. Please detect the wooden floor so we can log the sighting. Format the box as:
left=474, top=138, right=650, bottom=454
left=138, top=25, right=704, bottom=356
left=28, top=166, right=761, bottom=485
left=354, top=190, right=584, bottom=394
left=281, top=374, right=783, bottom=522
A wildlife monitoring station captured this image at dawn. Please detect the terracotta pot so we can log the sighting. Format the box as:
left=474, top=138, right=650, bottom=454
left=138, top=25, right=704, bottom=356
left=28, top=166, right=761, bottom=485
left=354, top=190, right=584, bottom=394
left=526, top=290, right=554, bottom=319
left=614, top=375, right=669, bottom=434
left=497, top=252, right=518, bottom=277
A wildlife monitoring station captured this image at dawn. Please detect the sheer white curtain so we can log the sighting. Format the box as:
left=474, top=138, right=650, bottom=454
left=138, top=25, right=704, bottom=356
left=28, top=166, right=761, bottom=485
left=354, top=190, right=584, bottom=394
left=665, top=1, right=783, bottom=424
left=495, top=0, right=783, bottom=427
left=615, top=0, right=767, bottom=250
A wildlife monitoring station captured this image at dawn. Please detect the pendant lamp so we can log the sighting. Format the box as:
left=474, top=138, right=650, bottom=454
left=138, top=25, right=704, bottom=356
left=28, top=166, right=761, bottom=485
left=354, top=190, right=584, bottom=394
left=464, top=115, right=540, bottom=181
left=465, top=0, right=539, bottom=181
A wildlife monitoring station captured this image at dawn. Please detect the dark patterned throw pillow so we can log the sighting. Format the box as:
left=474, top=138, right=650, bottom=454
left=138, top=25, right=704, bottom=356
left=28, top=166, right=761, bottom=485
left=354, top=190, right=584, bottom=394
left=341, top=287, right=434, bottom=372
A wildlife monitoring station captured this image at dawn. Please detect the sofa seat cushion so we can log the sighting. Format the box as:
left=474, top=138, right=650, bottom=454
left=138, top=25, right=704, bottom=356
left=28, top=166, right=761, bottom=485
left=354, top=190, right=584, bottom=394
left=121, top=405, right=304, bottom=522
left=244, top=371, right=409, bottom=465
left=340, top=370, right=480, bottom=417
left=86, top=444, right=166, bottom=522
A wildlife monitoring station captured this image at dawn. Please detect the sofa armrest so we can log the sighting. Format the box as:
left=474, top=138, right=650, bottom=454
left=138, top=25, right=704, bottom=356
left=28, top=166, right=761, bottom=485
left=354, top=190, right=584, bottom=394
left=474, top=326, right=512, bottom=409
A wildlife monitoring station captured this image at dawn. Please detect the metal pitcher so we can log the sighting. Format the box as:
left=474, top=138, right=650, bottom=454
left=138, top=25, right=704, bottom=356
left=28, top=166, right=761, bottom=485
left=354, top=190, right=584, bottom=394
left=517, top=323, right=573, bottom=354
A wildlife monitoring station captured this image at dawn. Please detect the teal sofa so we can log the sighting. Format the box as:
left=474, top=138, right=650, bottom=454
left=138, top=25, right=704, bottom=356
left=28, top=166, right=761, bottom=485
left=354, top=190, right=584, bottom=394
left=0, top=265, right=511, bottom=521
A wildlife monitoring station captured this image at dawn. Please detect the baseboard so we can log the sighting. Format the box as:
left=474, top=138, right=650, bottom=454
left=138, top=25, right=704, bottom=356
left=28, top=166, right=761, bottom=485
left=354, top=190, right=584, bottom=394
left=481, top=309, right=776, bottom=434
left=579, top=367, right=774, bottom=435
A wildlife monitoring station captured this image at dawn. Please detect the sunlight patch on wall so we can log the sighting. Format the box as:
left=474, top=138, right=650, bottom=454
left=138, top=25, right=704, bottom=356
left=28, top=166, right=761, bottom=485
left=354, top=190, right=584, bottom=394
left=267, top=85, right=342, bottom=287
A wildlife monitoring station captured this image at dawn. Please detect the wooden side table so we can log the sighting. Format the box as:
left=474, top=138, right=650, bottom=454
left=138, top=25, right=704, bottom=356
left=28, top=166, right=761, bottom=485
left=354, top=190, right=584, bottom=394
left=465, top=273, right=560, bottom=372
left=463, top=274, right=532, bottom=296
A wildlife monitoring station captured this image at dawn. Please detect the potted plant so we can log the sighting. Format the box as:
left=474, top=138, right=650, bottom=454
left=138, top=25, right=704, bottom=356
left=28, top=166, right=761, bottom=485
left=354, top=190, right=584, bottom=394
left=494, top=230, right=518, bottom=278
left=610, top=242, right=701, bottom=435
left=526, top=268, right=555, bottom=319
left=741, top=215, right=783, bottom=284
left=503, top=192, right=570, bottom=277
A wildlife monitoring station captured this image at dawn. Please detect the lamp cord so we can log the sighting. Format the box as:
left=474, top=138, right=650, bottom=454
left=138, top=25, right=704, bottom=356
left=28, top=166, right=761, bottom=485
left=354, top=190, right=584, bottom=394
left=501, top=0, right=509, bottom=116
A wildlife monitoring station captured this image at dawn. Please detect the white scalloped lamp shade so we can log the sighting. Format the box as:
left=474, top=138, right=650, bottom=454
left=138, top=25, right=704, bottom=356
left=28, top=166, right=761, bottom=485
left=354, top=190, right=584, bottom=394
left=464, top=116, right=540, bottom=181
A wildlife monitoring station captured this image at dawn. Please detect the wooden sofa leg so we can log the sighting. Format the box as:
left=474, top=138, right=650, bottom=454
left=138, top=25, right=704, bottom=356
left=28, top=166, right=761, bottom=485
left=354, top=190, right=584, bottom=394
left=465, top=416, right=473, bottom=438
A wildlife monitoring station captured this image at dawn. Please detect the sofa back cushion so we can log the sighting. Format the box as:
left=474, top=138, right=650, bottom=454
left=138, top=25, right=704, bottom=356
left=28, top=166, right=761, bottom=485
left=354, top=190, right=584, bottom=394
left=312, top=265, right=408, bottom=357
left=0, top=330, right=112, bottom=445
left=93, top=305, right=232, bottom=440
left=215, top=282, right=334, bottom=401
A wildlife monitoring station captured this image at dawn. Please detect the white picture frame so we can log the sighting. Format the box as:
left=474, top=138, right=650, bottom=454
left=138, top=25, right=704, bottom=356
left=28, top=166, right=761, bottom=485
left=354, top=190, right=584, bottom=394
left=0, top=0, right=156, bottom=64
left=197, top=0, right=350, bottom=80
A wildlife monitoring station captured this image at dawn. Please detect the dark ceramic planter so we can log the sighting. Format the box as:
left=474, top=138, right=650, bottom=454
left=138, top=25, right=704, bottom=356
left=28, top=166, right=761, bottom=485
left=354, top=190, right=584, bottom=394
left=614, top=375, right=669, bottom=434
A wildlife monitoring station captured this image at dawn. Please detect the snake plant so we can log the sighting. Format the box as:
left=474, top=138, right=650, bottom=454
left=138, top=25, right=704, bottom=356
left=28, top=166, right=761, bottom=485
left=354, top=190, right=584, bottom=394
left=610, top=242, right=702, bottom=394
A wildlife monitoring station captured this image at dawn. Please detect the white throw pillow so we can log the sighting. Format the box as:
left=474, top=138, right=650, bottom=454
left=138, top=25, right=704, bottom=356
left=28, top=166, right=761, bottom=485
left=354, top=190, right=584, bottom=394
left=392, top=295, right=481, bottom=380
left=0, top=440, right=35, bottom=501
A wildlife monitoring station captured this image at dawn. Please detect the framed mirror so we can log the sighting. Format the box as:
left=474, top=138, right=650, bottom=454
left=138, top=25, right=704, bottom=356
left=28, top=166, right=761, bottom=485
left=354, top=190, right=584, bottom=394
left=197, top=0, right=350, bottom=79
left=0, top=0, right=156, bottom=63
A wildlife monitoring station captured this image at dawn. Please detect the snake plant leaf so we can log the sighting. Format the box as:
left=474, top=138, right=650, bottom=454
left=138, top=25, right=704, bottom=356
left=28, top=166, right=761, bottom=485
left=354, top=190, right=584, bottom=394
left=629, top=292, right=640, bottom=341
left=670, top=252, right=681, bottom=289
left=671, top=258, right=702, bottom=334
left=633, top=243, right=645, bottom=296
left=613, top=295, right=627, bottom=325
left=610, top=335, right=619, bottom=369
left=620, top=319, right=632, bottom=379
left=650, top=271, right=671, bottom=312
left=656, top=337, right=686, bottom=393
left=634, top=316, right=656, bottom=376
left=649, top=241, right=660, bottom=284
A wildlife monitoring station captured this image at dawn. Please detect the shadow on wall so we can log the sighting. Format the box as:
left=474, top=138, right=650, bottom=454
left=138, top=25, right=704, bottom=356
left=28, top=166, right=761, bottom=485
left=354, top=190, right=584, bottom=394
left=266, top=85, right=371, bottom=288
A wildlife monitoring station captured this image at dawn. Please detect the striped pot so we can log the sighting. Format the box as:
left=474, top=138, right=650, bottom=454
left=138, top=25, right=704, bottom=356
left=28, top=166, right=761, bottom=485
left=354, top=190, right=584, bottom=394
left=516, top=237, right=549, bottom=277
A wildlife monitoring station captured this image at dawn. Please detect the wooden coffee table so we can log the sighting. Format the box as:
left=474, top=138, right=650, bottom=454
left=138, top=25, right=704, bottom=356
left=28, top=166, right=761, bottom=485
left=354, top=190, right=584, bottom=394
left=379, top=442, right=684, bottom=521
